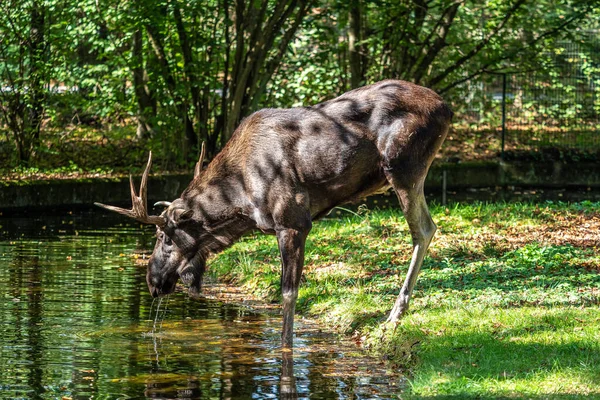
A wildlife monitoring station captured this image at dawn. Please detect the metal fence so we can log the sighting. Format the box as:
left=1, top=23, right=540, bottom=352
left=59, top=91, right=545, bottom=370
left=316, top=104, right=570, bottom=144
left=454, top=38, right=600, bottom=155
left=500, top=71, right=599, bottom=152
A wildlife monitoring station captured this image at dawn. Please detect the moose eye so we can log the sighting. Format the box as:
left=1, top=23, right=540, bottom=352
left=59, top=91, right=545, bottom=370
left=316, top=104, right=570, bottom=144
left=157, top=231, right=171, bottom=244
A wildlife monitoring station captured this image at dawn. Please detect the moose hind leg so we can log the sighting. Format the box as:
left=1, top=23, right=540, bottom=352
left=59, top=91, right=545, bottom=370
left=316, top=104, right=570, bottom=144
left=387, top=180, right=437, bottom=323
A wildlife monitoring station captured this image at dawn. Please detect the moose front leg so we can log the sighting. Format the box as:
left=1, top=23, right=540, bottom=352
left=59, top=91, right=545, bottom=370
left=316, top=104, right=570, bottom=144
left=276, top=226, right=310, bottom=348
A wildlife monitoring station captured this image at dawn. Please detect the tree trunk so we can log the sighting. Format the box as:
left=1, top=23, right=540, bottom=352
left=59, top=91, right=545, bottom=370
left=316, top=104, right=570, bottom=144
left=173, top=3, right=203, bottom=147
left=132, top=30, right=156, bottom=139
left=348, top=0, right=366, bottom=88
left=145, top=23, right=197, bottom=151
left=218, top=0, right=231, bottom=150
left=223, top=0, right=312, bottom=142
left=27, top=3, right=45, bottom=148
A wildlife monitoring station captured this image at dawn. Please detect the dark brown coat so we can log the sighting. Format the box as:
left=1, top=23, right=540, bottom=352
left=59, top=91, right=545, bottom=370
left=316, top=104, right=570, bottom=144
left=97, top=80, right=452, bottom=348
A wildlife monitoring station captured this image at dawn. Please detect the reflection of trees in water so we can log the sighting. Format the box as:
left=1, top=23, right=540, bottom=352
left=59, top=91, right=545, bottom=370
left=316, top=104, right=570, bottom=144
left=0, top=228, right=394, bottom=399
left=0, top=232, right=150, bottom=397
left=21, top=254, right=45, bottom=396
left=144, top=376, right=202, bottom=399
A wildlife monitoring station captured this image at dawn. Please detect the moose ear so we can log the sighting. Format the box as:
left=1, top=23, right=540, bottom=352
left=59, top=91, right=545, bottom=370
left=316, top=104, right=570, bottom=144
left=178, top=209, right=194, bottom=221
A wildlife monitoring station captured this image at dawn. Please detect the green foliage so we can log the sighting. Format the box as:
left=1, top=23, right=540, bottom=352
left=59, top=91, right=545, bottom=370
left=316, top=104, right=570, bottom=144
left=0, top=0, right=598, bottom=168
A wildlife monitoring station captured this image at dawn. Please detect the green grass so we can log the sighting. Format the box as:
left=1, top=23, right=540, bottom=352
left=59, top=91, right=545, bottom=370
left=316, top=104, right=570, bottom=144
left=208, top=201, right=600, bottom=398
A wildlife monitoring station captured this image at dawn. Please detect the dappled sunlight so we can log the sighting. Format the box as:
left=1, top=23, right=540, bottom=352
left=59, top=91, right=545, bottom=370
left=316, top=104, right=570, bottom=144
left=202, top=202, right=600, bottom=397
left=412, top=243, right=600, bottom=309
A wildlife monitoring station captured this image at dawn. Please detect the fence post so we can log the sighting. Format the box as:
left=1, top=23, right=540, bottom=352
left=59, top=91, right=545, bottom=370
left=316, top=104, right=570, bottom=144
left=501, top=73, right=507, bottom=160
left=442, top=170, right=447, bottom=206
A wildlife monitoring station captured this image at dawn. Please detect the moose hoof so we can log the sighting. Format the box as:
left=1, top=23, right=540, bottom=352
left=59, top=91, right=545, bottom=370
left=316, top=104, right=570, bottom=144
left=183, top=279, right=202, bottom=298
left=187, top=284, right=202, bottom=298
left=386, top=305, right=408, bottom=324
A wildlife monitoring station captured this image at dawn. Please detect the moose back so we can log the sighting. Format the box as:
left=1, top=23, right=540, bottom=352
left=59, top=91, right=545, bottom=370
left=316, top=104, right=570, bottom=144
left=96, top=80, right=452, bottom=347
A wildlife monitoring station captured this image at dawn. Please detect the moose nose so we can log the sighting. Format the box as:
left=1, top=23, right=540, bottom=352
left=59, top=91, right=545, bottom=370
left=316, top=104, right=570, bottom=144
left=149, top=286, right=160, bottom=298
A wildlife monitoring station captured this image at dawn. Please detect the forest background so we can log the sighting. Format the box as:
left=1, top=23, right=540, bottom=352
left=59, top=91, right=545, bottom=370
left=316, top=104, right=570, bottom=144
left=1, top=0, right=599, bottom=177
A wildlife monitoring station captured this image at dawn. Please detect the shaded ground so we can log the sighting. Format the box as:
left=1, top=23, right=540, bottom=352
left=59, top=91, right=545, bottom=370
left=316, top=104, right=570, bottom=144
left=0, top=125, right=188, bottom=182
left=2, top=124, right=599, bottom=182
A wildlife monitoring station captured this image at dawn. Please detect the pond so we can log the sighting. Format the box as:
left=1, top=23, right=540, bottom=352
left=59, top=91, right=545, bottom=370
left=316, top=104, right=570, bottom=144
left=0, top=210, right=402, bottom=399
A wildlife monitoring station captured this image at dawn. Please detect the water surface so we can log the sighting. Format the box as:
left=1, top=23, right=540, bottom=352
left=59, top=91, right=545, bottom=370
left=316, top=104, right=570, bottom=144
left=0, top=210, right=402, bottom=399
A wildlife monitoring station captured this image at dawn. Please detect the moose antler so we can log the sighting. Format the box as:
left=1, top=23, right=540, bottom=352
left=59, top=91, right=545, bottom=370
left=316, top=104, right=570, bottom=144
left=95, top=152, right=166, bottom=227
left=194, top=141, right=206, bottom=178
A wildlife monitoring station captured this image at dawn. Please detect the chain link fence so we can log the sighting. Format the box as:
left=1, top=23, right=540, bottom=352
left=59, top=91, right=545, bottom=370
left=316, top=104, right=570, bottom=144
left=452, top=37, right=600, bottom=156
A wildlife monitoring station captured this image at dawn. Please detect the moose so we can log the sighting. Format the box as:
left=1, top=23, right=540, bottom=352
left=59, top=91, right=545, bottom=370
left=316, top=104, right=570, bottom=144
left=96, top=80, right=452, bottom=348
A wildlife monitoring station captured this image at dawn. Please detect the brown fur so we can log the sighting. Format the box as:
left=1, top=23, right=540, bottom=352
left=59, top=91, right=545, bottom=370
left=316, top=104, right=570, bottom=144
left=128, top=80, right=452, bottom=347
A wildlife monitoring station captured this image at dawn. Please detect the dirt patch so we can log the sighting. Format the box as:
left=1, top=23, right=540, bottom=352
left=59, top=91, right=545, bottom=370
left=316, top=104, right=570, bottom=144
left=483, top=213, right=600, bottom=251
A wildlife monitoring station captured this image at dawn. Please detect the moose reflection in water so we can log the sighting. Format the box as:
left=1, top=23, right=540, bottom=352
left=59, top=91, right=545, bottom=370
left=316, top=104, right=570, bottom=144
left=143, top=297, right=297, bottom=399
left=281, top=350, right=298, bottom=399
left=96, top=80, right=452, bottom=347
left=145, top=326, right=297, bottom=399
left=140, top=300, right=361, bottom=400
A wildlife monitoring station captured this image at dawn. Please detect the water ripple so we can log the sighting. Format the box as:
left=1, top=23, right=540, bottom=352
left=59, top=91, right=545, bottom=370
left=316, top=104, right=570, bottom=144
left=0, top=211, right=403, bottom=399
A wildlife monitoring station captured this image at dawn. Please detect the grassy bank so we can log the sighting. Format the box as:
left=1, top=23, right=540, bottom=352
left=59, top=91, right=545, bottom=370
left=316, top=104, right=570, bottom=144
left=208, top=201, right=600, bottom=398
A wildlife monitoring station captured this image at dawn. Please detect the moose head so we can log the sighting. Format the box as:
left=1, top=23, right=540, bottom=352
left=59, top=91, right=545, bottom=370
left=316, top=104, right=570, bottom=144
left=95, top=147, right=208, bottom=298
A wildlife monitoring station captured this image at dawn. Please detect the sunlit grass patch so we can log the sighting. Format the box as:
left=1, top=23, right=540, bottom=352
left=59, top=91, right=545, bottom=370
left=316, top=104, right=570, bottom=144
left=208, top=201, right=600, bottom=397
left=405, top=307, right=600, bottom=398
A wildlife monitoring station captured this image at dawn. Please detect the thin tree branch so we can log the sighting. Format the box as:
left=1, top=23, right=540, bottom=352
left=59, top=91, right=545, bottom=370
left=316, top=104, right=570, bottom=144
left=438, top=3, right=593, bottom=94
left=428, top=0, right=526, bottom=87
left=411, top=2, right=460, bottom=84
left=253, top=0, right=313, bottom=110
